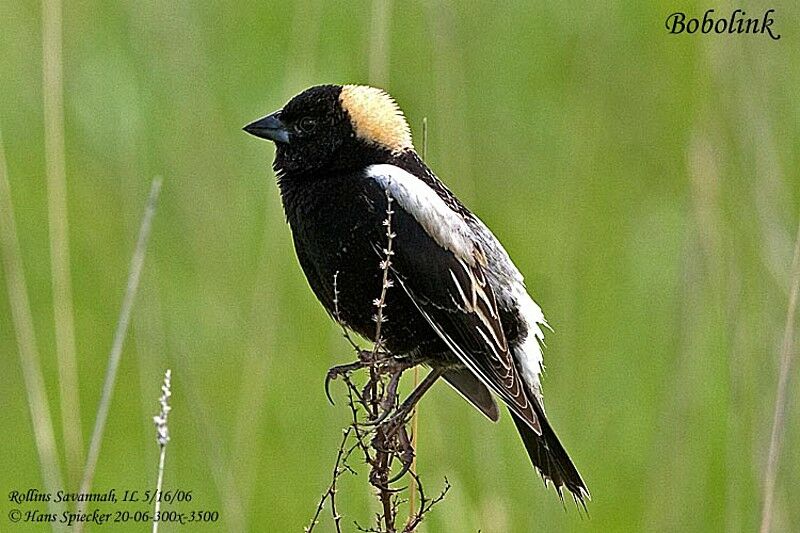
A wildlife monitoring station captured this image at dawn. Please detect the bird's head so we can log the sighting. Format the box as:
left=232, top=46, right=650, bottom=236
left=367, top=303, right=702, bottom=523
left=244, top=84, right=413, bottom=175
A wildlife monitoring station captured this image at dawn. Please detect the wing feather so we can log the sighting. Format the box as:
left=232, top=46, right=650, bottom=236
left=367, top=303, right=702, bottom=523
left=366, top=165, right=542, bottom=435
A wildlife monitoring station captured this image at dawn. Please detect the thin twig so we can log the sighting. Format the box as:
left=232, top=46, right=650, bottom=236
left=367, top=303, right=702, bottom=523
left=404, top=475, right=450, bottom=532
left=76, top=177, right=162, bottom=528
left=42, top=0, right=83, bottom=485
left=152, top=369, right=172, bottom=533
left=316, top=191, right=448, bottom=532
left=759, top=219, right=800, bottom=533
left=306, top=427, right=352, bottom=533
left=371, top=192, right=396, bottom=355
left=344, top=375, right=373, bottom=463
left=0, top=127, right=66, bottom=531
left=372, top=193, right=398, bottom=533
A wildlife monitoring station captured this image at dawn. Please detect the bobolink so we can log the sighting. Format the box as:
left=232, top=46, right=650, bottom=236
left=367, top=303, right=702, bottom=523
left=244, top=84, right=588, bottom=503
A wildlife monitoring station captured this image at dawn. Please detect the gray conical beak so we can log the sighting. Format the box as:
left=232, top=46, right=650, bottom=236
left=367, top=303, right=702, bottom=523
left=243, top=110, right=290, bottom=144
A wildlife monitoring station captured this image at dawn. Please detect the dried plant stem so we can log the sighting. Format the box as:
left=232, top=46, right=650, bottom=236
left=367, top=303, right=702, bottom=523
left=306, top=427, right=353, bottom=533
left=152, top=447, right=167, bottom=532
left=76, top=177, right=162, bottom=528
left=0, top=128, right=66, bottom=530
left=152, top=369, right=172, bottom=533
left=759, top=219, right=800, bottom=533
left=319, top=193, right=449, bottom=532
left=42, top=0, right=84, bottom=484
left=372, top=193, right=397, bottom=533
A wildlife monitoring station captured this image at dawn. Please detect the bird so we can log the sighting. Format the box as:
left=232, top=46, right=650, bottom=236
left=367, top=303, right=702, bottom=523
left=244, top=84, right=589, bottom=503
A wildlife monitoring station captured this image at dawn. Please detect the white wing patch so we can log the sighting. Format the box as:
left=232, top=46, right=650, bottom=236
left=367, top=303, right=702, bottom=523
left=366, top=164, right=476, bottom=266
left=513, top=292, right=548, bottom=404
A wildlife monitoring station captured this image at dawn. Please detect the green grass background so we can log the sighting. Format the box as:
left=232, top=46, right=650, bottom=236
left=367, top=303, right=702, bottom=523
left=1, top=1, right=799, bottom=531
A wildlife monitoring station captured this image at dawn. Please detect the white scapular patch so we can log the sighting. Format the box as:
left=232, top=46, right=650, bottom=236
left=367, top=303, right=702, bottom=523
left=367, top=163, right=548, bottom=403
left=366, top=164, right=476, bottom=266
left=340, top=85, right=413, bottom=153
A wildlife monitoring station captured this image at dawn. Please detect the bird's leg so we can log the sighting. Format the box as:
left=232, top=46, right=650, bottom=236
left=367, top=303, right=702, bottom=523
left=364, top=367, right=446, bottom=430
left=358, top=357, right=420, bottom=426
left=359, top=351, right=408, bottom=413
left=381, top=366, right=403, bottom=417
left=370, top=361, right=406, bottom=425
left=385, top=367, right=445, bottom=432
left=325, top=351, right=411, bottom=406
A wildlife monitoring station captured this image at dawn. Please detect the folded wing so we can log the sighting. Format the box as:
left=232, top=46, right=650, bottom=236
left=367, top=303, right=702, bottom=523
left=367, top=164, right=541, bottom=435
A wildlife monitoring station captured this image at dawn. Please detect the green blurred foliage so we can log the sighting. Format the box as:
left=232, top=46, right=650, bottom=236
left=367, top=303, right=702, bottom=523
left=1, top=1, right=799, bottom=531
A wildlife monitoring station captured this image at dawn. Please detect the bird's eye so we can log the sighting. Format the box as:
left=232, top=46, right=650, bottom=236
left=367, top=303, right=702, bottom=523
left=299, top=117, right=317, bottom=133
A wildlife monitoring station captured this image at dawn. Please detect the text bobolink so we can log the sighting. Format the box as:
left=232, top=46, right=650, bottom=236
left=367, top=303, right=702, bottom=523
left=244, top=84, right=589, bottom=503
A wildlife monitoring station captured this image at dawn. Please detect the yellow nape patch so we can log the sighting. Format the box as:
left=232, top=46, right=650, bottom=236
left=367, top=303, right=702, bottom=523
left=340, top=85, right=413, bottom=152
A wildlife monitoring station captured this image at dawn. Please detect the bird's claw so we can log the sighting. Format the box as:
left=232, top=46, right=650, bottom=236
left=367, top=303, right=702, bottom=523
left=387, top=426, right=415, bottom=484
left=324, top=360, right=367, bottom=405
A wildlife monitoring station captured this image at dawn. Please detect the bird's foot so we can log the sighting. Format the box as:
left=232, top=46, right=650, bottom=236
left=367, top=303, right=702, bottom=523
left=369, top=425, right=416, bottom=488
left=324, top=351, right=412, bottom=406
left=325, top=359, right=368, bottom=405
left=359, top=357, right=417, bottom=427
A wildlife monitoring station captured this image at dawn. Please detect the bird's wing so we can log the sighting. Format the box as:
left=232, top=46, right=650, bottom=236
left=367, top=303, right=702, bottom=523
left=366, top=164, right=542, bottom=435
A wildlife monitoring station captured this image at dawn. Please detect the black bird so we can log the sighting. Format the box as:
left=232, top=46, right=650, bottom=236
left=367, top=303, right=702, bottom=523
left=244, top=84, right=589, bottom=503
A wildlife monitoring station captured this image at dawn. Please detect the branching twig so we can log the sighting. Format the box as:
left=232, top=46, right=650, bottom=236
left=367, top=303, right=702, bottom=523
left=306, top=426, right=352, bottom=533
left=371, top=192, right=399, bottom=533
left=313, top=192, right=449, bottom=532
left=403, top=475, right=450, bottom=532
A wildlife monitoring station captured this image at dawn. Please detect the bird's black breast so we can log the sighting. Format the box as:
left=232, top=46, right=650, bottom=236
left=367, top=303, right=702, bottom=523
left=278, top=170, right=445, bottom=355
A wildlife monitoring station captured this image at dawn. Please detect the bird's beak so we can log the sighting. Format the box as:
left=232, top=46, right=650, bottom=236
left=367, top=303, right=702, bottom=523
left=243, top=110, right=290, bottom=144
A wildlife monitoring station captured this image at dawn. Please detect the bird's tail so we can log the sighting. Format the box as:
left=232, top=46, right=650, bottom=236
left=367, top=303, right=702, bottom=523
left=510, top=409, right=590, bottom=506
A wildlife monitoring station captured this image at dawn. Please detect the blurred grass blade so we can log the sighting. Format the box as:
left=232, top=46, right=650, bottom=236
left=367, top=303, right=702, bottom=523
left=0, top=128, right=66, bottom=529
left=77, top=177, right=162, bottom=513
left=42, top=0, right=84, bottom=484
left=759, top=219, right=800, bottom=533
left=368, top=0, right=391, bottom=87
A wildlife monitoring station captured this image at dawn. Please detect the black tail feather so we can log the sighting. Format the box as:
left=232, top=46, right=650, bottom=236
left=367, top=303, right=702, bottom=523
left=510, top=408, right=590, bottom=506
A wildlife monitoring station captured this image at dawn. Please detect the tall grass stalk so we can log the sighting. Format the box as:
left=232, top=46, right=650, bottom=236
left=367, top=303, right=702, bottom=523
left=368, top=0, right=391, bottom=87
left=759, top=220, right=800, bottom=533
left=42, top=0, right=84, bottom=485
left=76, top=177, right=162, bottom=528
left=0, top=129, right=66, bottom=530
left=152, top=369, right=172, bottom=533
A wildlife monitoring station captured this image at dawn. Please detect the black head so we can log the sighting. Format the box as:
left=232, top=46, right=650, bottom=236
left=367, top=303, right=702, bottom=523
left=244, top=84, right=414, bottom=175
